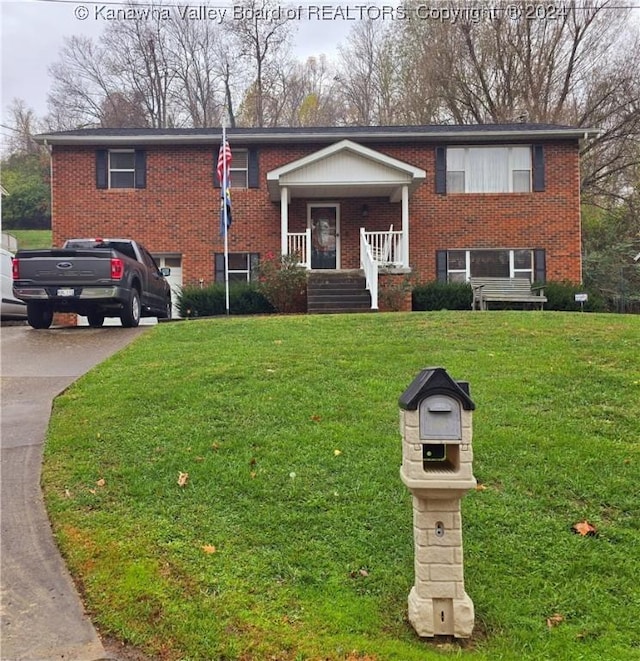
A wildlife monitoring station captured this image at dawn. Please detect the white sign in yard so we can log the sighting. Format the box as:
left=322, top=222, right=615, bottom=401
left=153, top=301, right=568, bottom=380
left=575, top=293, right=589, bottom=302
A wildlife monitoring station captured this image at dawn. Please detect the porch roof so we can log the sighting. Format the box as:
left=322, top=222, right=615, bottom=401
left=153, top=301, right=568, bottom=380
left=266, top=140, right=427, bottom=203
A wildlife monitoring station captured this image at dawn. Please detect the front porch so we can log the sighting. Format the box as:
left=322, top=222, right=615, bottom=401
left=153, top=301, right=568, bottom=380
left=288, top=227, right=406, bottom=310
left=267, top=139, right=425, bottom=310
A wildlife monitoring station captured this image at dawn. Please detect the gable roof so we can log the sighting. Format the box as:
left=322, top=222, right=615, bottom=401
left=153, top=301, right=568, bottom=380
left=34, top=123, right=600, bottom=147
left=399, top=367, right=475, bottom=411
left=266, top=139, right=426, bottom=202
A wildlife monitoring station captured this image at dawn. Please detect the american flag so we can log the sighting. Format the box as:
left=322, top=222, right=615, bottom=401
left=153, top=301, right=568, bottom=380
left=217, top=140, right=232, bottom=185
left=218, top=140, right=233, bottom=236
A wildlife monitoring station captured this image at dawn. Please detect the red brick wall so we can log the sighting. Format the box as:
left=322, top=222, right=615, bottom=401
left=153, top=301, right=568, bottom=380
left=51, top=140, right=582, bottom=286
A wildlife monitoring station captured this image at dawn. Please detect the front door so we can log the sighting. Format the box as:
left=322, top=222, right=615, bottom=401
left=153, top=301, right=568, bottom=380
left=309, top=204, right=339, bottom=269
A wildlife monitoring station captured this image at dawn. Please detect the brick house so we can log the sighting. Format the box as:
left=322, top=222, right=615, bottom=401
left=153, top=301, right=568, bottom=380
left=35, top=124, right=597, bottom=313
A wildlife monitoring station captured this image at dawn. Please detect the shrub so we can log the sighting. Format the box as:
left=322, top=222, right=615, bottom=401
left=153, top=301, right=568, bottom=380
left=379, top=274, right=413, bottom=311
left=178, top=283, right=274, bottom=318
left=257, top=252, right=307, bottom=313
left=412, top=281, right=473, bottom=311
left=542, top=281, right=607, bottom=312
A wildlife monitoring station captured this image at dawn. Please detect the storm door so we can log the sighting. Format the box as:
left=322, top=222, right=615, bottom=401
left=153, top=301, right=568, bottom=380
left=309, top=204, right=340, bottom=269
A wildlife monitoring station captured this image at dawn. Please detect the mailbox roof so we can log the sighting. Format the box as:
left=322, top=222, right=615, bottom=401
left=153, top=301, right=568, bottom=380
left=399, top=367, right=475, bottom=411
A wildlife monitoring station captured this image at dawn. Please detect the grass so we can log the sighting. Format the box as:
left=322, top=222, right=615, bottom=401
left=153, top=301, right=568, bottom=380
left=5, top=229, right=52, bottom=249
left=42, top=312, right=640, bottom=661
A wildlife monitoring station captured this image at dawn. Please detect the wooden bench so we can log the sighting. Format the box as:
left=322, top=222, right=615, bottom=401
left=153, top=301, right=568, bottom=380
left=470, top=277, right=547, bottom=311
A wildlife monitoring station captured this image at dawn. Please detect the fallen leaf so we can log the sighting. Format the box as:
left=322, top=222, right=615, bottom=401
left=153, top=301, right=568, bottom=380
left=177, top=472, right=189, bottom=487
left=96, top=478, right=106, bottom=487
left=211, top=443, right=220, bottom=452
left=475, top=483, right=488, bottom=491
left=250, top=471, right=257, bottom=479
left=202, top=545, right=217, bottom=554
left=64, top=488, right=72, bottom=499
left=547, top=613, right=564, bottom=628
left=572, top=520, right=597, bottom=536
left=310, top=414, right=322, bottom=423
left=334, top=449, right=342, bottom=456
left=88, top=489, right=96, bottom=495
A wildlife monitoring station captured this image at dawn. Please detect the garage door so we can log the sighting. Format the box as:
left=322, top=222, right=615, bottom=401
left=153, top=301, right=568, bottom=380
left=155, top=255, right=183, bottom=319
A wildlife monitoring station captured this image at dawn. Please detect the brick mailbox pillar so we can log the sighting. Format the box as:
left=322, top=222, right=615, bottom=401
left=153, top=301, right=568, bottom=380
left=399, top=367, right=476, bottom=638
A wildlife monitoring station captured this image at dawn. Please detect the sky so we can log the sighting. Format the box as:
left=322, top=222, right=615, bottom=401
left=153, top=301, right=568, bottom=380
left=0, top=0, right=354, bottom=129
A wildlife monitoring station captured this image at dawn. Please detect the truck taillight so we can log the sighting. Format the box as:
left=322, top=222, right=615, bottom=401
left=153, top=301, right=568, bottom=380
left=111, top=258, right=124, bottom=280
left=12, top=258, right=19, bottom=280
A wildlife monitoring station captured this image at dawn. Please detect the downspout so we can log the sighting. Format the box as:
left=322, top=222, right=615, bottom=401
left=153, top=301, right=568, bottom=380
left=402, top=185, right=409, bottom=269
left=44, top=139, right=54, bottom=245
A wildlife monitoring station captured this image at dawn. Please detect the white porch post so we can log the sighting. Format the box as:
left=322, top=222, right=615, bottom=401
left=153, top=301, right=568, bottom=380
left=402, top=184, right=409, bottom=268
left=280, top=186, right=289, bottom=257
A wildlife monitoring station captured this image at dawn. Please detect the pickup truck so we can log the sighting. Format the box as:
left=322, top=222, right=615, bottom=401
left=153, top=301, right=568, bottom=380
left=12, top=238, right=172, bottom=329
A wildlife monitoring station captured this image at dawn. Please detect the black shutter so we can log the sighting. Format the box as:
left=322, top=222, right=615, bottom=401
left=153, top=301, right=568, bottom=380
left=436, top=250, right=448, bottom=282
left=134, top=150, right=146, bottom=189
left=435, top=146, right=447, bottom=195
left=534, top=249, right=546, bottom=283
left=96, top=150, right=108, bottom=189
left=213, top=152, right=221, bottom=188
left=215, top=254, right=225, bottom=282
left=532, top=145, right=545, bottom=192
left=248, top=148, right=259, bottom=188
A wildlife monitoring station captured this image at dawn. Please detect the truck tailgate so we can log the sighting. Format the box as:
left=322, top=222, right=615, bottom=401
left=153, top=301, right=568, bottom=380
left=14, top=249, right=114, bottom=286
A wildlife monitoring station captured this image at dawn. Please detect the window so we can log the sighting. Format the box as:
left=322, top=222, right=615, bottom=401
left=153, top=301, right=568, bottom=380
left=215, top=253, right=260, bottom=283
left=446, top=146, right=532, bottom=193
left=96, top=149, right=146, bottom=189
left=214, top=148, right=259, bottom=189
left=109, top=150, right=135, bottom=188
left=443, top=249, right=535, bottom=282
left=229, top=149, right=248, bottom=189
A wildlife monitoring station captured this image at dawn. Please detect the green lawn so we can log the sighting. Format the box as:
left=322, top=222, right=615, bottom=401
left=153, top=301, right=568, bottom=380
left=5, top=229, right=52, bottom=249
left=42, top=312, right=640, bottom=661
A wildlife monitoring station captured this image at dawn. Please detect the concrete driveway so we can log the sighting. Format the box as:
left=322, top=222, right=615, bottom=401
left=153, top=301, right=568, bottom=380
left=1, top=323, right=145, bottom=661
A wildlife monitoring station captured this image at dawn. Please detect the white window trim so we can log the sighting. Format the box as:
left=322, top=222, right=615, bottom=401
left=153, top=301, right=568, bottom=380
left=448, top=249, right=534, bottom=282
left=108, top=149, right=135, bottom=188
left=447, top=146, right=532, bottom=194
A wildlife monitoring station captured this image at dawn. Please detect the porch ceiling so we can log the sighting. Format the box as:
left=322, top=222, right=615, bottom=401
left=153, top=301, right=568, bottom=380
left=267, top=139, right=426, bottom=203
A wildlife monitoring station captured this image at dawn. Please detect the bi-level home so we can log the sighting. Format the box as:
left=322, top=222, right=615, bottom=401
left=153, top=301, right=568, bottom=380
left=35, top=124, right=597, bottom=313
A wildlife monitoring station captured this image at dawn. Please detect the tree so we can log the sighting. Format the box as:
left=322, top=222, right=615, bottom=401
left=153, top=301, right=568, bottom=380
left=1, top=152, right=51, bottom=229
left=167, top=18, right=224, bottom=127
left=3, top=99, right=42, bottom=155
left=100, top=92, right=149, bottom=128
left=229, top=0, right=295, bottom=126
left=335, top=21, right=399, bottom=125
left=392, top=0, right=640, bottom=200
left=47, top=35, right=113, bottom=129
left=1, top=99, right=50, bottom=229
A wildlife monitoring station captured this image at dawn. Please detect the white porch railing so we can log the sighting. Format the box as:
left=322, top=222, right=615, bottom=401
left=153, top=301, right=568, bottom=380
left=363, top=227, right=403, bottom=266
left=360, top=228, right=379, bottom=310
left=287, top=229, right=311, bottom=268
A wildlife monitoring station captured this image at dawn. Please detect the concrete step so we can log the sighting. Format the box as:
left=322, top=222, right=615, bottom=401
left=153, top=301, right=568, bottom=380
left=307, top=270, right=372, bottom=313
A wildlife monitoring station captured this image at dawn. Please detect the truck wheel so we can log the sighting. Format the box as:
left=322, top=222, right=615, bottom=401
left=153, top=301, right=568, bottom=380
left=87, top=310, right=105, bottom=328
left=121, top=289, right=141, bottom=328
left=27, top=303, right=53, bottom=330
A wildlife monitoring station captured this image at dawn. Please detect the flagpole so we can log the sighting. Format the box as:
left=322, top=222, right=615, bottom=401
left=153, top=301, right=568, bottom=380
left=222, top=123, right=230, bottom=315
